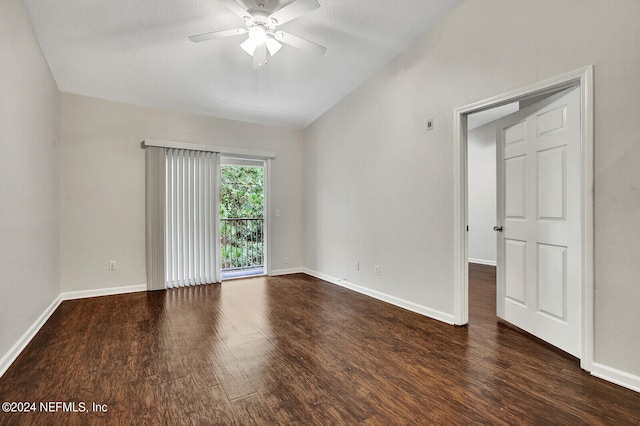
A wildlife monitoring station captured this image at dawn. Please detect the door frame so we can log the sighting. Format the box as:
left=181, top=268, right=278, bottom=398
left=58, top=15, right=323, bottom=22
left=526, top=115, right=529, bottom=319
left=452, top=66, right=594, bottom=370
left=219, top=155, right=272, bottom=277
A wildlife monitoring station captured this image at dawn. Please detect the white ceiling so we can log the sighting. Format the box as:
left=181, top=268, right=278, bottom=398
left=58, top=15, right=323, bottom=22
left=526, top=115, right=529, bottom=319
left=23, top=0, right=464, bottom=129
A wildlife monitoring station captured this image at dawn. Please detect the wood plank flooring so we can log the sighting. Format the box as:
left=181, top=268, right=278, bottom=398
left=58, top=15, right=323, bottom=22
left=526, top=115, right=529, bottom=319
left=1, top=265, right=639, bottom=424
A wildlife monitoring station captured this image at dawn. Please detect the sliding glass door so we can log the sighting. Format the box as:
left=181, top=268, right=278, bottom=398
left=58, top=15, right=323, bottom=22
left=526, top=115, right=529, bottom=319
left=219, top=157, right=266, bottom=279
left=145, top=144, right=271, bottom=290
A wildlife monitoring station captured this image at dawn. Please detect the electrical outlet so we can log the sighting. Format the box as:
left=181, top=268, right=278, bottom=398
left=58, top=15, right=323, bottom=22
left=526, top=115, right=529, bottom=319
left=109, top=261, right=116, bottom=271
left=355, top=261, right=359, bottom=271
left=284, top=257, right=289, bottom=265
left=374, top=265, right=380, bottom=276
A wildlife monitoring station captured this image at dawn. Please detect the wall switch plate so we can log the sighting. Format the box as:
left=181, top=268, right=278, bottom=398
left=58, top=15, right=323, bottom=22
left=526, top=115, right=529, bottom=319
left=275, top=209, right=280, bottom=217
left=109, top=261, right=116, bottom=271
left=284, top=257, right=289, bottom=264
left=374, top=265, right=380, bottom=276
left=355, top=261, right=359, bottom=271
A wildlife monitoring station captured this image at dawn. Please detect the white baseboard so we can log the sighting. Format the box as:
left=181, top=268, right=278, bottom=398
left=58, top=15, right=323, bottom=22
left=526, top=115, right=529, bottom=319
left=60, top=284, right=147, bottom=301
left=590, top=362, right=640, bottom=393
left=269, top=267, right=304, bottom=276
left=302, top=268, right=455, bottom=325
left=4, top=280, right=640, bottom=395
left=468, top=258, right=497, bottom=266
left=0, top=283, right=146, bottom=379
left=0, top=296, right=62, bottom=378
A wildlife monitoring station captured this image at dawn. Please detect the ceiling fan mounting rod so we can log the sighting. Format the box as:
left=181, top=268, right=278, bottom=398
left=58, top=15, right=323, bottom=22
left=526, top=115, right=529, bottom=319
left=246, top=9, right=276, bottom=27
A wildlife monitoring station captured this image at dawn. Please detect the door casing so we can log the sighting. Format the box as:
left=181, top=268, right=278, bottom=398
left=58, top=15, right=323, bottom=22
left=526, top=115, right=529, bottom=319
left=220, top=156, right=271, bottom=276
left=452, top=66, right=594, bottom=371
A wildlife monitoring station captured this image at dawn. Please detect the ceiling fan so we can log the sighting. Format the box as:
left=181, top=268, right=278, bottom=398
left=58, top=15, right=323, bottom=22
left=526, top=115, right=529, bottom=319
left=189, top=0, right=327, bottom=70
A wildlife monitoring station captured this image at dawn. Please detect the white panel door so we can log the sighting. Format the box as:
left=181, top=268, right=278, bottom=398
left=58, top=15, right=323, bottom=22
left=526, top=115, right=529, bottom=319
left=495, top=85, right=582, bottom=357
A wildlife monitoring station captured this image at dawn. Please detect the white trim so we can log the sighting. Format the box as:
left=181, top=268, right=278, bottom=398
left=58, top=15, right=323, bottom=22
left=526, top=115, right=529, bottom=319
left=580, top=67, right=595, bottom=372
left=5, top=279, right=639, bottom=394
left=264, top=159, right=272, bottom=276
left=0, top=284, right=147, bottom=378
left=0, top=296, right=62, bottom=378
left=303, top=268, right=455, bottom=325
left=269, top=267, right=304, bottom=276
left=221, top=157, right=265, bottom=167
left=453, top=66, right=595, bottom=372
left=221, top=274, right=266, bottom=281
left=214, top=153, right=222, bottom=284
left=60, top=284, right=147, bottom=301
left=143, top=139, right=276, bottom=159
left=468, top=258, right=497, bottom=267
left=218, top=155, right=270, bottom=277
left=590, top=363, right=640, bottom=393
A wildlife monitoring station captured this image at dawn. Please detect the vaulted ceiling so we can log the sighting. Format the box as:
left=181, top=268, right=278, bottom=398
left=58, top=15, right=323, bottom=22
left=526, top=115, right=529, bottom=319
left=23, top=0, right=464, bottom=129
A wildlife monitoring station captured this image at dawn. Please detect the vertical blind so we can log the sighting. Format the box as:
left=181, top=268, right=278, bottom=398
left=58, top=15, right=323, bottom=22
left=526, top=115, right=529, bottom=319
left=164, top=148, right=221, bottom=288
left=145, top=146, right=166, bottom=291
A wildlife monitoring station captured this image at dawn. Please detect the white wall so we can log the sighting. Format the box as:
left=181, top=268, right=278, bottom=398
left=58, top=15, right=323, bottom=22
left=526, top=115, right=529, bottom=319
left=0, top=0, right=59, bottom=361
left=59, top=93, right=304, bottom=292
left=304, top=0, right=640, bottom=379
left=468, top=122, right=496, bottom=265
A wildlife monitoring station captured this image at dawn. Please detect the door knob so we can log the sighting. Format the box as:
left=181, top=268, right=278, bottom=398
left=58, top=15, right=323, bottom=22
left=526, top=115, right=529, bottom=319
left=493, top=226, right=503, bottom=232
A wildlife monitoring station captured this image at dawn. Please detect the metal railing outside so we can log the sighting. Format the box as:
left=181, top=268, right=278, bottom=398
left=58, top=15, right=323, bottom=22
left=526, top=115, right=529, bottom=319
left=220, top=218, right=264, bottom=275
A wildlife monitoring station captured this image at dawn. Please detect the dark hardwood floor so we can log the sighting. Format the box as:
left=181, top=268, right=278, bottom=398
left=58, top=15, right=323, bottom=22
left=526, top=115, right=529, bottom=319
left=1, top=265, right=639, bottom=424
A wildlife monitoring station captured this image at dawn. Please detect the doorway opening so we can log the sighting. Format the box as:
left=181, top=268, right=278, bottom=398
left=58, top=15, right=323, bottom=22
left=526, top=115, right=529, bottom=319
left=220, top=157, right=266, bottom=279
left=467, top=102, right=518, bottom=268
left=466, top=102, right=517, bottom=327
left=453, top=67, right=594, bottom=370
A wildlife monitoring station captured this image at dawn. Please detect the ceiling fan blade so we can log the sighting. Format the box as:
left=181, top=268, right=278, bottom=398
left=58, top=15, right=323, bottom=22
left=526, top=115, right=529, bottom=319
left=253, top=44, right=268, bottom=70
left=276, top=31, right=326, bottom=57
left=189, top=28, right=246, bottom=43
left=268, top=0, right=320, bottom=26
left=218, top=0, right=250, bottom=19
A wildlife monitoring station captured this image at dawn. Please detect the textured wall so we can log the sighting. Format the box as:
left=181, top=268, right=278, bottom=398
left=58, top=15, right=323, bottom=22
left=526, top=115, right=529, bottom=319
left=304, top=0, right=640, bottom=377
left=59, top=93, right=304, bottom=292
left=0, top=0, right=59, bottom=364
left=468, top=122, right=497, bottom=265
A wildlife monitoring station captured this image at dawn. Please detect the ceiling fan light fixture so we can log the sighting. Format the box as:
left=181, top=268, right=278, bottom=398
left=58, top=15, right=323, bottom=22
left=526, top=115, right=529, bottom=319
left=240, top=38, right=257, bottom=56
left=189, top=0, right=326, bottom=69
left=248, top=25, right=267, bottom=45
left=267, top=38, right=282, bottom=56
